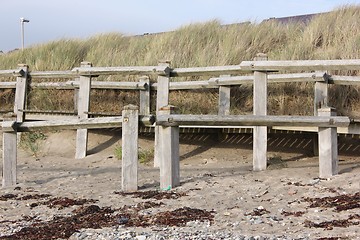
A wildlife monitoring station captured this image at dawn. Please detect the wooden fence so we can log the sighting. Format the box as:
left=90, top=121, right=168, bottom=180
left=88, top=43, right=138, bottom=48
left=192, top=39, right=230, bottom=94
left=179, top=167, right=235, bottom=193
left=1, top=55, right=360, bottom=190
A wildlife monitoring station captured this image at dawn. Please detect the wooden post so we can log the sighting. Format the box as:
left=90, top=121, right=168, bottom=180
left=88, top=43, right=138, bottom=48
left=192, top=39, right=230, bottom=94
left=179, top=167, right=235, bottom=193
left=121, top=105, right=139, bottom=192
left=313, top=78, right=328, bottom=156
left=139, top=76, right=151, bottom=115
left=74, top=77, right=80, bottom=114
left=218, top=75, right=231, bottom=116
left=318, top=107, right=338, bottom=178
left=253, top=53, right=268, bottom=171
left=75, top=62, right=92, bottom=159
left=154, top=61, right=171, bottom=167
left=2, top=121, right=17, bottom=187
left=158, top=105, right=180, bottom=189
left=14, top=64, right=29, bottom=122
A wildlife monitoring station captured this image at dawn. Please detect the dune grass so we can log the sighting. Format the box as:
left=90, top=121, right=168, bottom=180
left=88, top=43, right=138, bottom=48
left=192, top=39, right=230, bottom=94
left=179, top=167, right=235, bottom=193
left=1, top=5, right=360, bottom=116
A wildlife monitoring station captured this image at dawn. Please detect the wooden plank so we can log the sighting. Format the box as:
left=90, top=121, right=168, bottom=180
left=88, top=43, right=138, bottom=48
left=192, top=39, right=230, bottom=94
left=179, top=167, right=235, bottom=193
left=314, top=81, right=328, bottom=115
left=0, top=69, right=23, bottom=77
left=218, top=75, right=231, bottom=115
left=158, top=106, right=180, bottom=189
left=209, top=72, right=325, bottom=85
left=72, top=65, right=170, bottom=76
left=253, top=54, right=268, bottom=172
left=152, top=80, right=217, bottom=90
left=16, top=117, right=123, bottom=131
left=139, top=76, right=151, bottom=115
left=2, top=130, right=17, bottom=187
left=154, top=61, right=171, bottom=168
left=30, top=81, right=75, bottom=90
left=29, top=70, right=76, bottom=79
left=170, top=65, right=248, bottom=77
left=156, top=114, right=350, bottom=127
left=14, top=64, right=29, bottom=122
left=327, top=75, right=360, bottom=85
left=318, top=108, right=338, bottom=178
left=122, top=105, right=139, bottom=192
left=240, top=59, right=360, bottom=72
left=0, top=82, right=16, bottom=89
left=88, top=81, right=147, bottom=90
left=76, top=62, right=92, bottom=159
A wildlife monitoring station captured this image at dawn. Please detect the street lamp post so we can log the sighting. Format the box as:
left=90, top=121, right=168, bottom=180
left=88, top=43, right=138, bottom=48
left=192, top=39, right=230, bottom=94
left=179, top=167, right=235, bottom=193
left=20, top=17, right=30, bottom=50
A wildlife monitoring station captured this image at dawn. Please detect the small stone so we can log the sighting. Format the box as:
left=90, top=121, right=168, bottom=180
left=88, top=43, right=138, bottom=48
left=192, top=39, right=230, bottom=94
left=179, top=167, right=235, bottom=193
left=136, top=236, right=147, bottom=240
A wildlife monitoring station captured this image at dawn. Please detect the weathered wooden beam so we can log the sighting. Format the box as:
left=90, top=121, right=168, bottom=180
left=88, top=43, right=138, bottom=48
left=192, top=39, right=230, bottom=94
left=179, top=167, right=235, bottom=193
left=16, top=117, right=123, bottom=131
left=218, top=75, right=231, bottom=116
left=2, top=115, right=154, bottom=131
left=152, top=80, right=217, bottom=90
left=240, top=59, right=360, bottom=72
left=156, top=114, right=350, bottom=128
left=76, top=62, right=92, bottom=159
left=170, top=65, right=248, bottom=77
left=326, top=75, right=360, bottom=85
left=122, top=105, right=139, bottom=192
left=72, top=65, right=171, bottom=76
left=0, top=82, right=16, bottom=89
left=139, top=76, right=151, bottom=115
left=0, top=69, right=24, bottom=77
left=253, top=54, right=268, bottom=171
left=154, top=61, right=171, bottom=168
left=318, top=107, right=338, bottom=178
left=209, top=72, right=325, bottom=85
left=2, top=131, right=17, bottom=187
left=158, top=106, right=180, bottom=189
left=29, top=70, right=77, bottom=79
left=14, top=64, right=29, bottom=122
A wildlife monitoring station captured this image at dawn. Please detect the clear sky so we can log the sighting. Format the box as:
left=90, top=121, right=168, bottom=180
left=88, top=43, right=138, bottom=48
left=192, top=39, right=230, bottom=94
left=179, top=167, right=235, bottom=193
left=1, top=0, right=360, bottom=52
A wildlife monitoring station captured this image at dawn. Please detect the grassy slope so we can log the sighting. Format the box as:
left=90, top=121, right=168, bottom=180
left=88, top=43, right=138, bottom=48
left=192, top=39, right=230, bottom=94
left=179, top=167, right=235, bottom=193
left=1, top=5, right=360, bottom=116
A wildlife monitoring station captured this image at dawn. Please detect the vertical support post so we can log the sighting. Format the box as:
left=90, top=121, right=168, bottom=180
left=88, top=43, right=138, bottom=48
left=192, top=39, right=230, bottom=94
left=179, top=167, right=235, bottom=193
left=314, top=79, right=328, bottom=116
left=218, top=75, right=231, bottom=116
left=158, top=105, right=180, bottom=189
left=121, top=105, right=139, bottom=192
left=74, top=77, right=80, bottom=114
left=14, top=64, right=29, bottom=122
left=318, top=107, right=338, bottom=178
left=154, top=61, right=171, bottom=167
left=313, top=78, right=328, bottom=156
left=75, top=62, right=92, bottom=159
left=2, top=121, right=17, bottom=188
left=253, top=53, right=268, bottom=171
left=139, top=76, right=151, bottom=115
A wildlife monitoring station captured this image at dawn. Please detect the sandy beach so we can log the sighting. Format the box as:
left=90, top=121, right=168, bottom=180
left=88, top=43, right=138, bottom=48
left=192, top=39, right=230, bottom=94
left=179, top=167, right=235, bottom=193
left=0, top=130, right=359, bottom=239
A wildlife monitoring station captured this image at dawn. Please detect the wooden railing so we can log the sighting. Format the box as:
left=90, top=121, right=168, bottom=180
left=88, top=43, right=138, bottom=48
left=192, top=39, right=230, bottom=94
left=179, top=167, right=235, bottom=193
left=1, top=55, right=360, bottom=190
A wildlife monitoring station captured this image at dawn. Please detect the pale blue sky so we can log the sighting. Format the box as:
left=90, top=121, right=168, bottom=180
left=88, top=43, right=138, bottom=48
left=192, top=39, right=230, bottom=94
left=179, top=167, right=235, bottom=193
left=1, top=0, right=360, bottom=52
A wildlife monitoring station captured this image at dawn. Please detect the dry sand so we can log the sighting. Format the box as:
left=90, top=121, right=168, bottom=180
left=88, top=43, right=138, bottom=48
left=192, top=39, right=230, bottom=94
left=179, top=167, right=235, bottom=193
left=0, top=130, right=359, bottom=239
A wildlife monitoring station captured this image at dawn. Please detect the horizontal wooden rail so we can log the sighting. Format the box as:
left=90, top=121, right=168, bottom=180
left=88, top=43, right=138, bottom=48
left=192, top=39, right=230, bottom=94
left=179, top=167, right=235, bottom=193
left=0, top=69, right=24, bottom=77
left=209, top=72, right=325, bottom=85
left=240, top=59, right=360, bottom=72
left=152, top=80, right=218, bottom=90
left=156, top=114, right=350, bottom=128
left=327, top=75, right=360, bottom=85
left=170, top=65, right=248, bottom=77
left=2, top=115, right=155, bottom=132
left=30, top=71, right=77, bottom=79
left=72, top=66, right=170, bottom=76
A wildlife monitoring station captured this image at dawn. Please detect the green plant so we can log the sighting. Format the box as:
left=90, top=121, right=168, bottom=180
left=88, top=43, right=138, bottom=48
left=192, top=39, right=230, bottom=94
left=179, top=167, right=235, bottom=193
left=138, top=148, right=154, bottom=164
left=20, top=132, right=47, bottom=158
left=114, top=145, right=123, bottom=160
left=114, top=146, right=154, bottom=164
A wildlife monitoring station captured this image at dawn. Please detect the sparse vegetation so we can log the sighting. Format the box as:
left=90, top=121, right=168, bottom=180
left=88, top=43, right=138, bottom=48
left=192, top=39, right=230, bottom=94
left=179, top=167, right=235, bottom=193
left=1, top=5, right=360, bottom=116
left=114, top=146, right=154, bottom=164
left=20, top=132, right=47, bottom=158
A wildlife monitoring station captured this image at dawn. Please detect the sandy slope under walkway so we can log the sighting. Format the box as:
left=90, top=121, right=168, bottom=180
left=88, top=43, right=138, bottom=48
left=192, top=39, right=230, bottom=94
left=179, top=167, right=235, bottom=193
left=0, top=130, right=359, bottom=239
